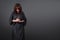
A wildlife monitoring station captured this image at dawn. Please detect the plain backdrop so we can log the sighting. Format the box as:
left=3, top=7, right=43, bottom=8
left=0, top=0, right=60, bottom=40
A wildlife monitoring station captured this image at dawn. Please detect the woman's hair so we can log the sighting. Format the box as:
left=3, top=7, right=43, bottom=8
left=14, top=3, right=22, bottom=13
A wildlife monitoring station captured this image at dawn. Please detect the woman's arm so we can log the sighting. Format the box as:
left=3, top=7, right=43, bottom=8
left=21, top=12, right=27, bottom=26
left=9, top=12, right=14, bottom=25
left=12, top=20, right=17, bottom=22
left=12, top=17, right=24, bottom=23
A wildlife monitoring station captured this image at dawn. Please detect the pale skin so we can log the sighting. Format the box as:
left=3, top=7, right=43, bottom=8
left=12, top=7, right=24, bottom=23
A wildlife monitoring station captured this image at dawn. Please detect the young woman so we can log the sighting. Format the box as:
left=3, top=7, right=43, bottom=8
left=9, top=3, right=27, bottom=40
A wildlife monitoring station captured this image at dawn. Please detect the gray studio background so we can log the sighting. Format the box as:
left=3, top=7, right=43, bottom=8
left=0, top=0, right=60, bottom=40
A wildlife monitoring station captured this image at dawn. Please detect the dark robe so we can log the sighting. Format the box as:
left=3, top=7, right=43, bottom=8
left=9, top=11, right=27, bottom=40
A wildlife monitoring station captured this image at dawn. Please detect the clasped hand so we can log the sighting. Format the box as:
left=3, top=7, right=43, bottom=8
left=12, top=18, right=24, bottom=22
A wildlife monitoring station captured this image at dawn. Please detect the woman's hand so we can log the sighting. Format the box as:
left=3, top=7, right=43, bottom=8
left=12, top=19, right=18, bottom=22
left=16, top=18, right=20, bottom=22
left=16, top=18, right=24, bottom=22
left=19, top=20, right=24, bottom=22
left=12, top=18, right=20, bottom=22
left=12, top=18, right=24, bottom=22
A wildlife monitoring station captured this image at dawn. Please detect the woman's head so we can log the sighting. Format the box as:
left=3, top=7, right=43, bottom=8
left=14, top=3, right=22, bottom=13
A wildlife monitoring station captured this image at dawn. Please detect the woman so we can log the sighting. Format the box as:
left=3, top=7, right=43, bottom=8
left=9, top=3, right=27, bottom=40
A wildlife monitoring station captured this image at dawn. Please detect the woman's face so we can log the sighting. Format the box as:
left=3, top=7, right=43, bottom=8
left=16, top=7, right=20, bottom=13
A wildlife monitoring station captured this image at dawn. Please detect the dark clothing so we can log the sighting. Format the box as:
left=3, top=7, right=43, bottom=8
left=9, top=11, right=27, bottom=40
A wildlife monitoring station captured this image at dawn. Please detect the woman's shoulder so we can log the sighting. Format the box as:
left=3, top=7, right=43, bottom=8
left=10, top=11, right=16, bottom=16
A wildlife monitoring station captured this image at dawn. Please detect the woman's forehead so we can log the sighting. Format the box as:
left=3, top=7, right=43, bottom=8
left=16, top=7, right=20, bottom=8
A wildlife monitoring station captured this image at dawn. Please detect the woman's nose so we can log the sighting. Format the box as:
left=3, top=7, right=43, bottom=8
left=17, top=9, right=19, bottom=11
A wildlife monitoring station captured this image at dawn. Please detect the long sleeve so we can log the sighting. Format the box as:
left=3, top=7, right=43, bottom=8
left=22, top=12, right=27, bottom=26
left=9, top=12, right=13, bottom=25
